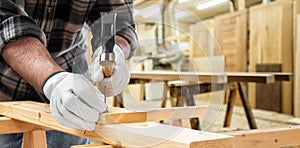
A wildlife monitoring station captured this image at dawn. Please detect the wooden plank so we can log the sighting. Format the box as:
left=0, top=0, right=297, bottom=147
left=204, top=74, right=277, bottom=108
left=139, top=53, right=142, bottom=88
left=0, top=101, right=107, bottom=143
left=295, top=14, right=300, bottom=117
left=22, top=130, right=47, bottom=148
left=102, top=106, right=207, bottom=123
left=146, top=106, right=206, bottom=121
left=189, top=19, right=215, bottom=59
left=0, top=117, right=46, bottom=134
left=215, top=10, right=247, bottom=72
left=273, top=72, right=293, bottom=81
left=0, top=101, right=233, bottom=147
left=94, top=122, right=233, bottom=147
left=226, top=126, right=300, bottom=147
left=0, top=101, right=207, bottom=125
left=71, top=144, right=113, bottom=148
left=226, top=72, right=275, bottom=83
left=189, top=56, right=225, bottom=73
left=131, top=71, right=279, bottom=84
left=249, top=0, right=293, bottom=112
left=130, top=71, right=227, bottom=83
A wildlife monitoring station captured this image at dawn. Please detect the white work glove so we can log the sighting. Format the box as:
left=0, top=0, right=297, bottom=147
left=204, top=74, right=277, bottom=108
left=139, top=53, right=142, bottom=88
left=90, top=44, right=130, bottom=97
left=43, top=72, right=107, bottom=130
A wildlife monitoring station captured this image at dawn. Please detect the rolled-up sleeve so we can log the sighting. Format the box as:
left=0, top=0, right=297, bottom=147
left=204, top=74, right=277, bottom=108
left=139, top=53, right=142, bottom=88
left=0, top=0, right=46, bottom=54
left=88, top=0, right=138, bottom=59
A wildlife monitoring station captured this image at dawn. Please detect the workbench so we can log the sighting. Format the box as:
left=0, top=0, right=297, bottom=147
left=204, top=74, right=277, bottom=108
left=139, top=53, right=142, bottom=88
left=128, top=71, right=293, bottom=130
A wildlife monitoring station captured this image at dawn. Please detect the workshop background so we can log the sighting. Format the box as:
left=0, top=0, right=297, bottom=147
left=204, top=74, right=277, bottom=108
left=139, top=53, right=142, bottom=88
left=86, top=0, right=300, bottom=132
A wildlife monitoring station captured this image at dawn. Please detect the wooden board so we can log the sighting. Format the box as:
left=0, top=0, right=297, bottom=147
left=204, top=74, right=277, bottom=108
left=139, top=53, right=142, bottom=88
left=226, top=126, right=300, bottom=148
left=0, top=117, right=47, bottom=134
left=103, top=106, right=207, bottom=123
left=226, top=72, right=275, bottom=83
left=215, top=10, right=247, bottom=72
left=0, top=101, right=232, bottom=147
left=0, top=101, right=207, bottom=125
left=189, top=19, right=215, bottom=59
left=249, top=0, right=293, bottom=113
left=71, top=144, right=113, bottom=148
left=130, top=71, right=227, bottom=83
left=131, top=71, right=278, bottom=83
left=295, top=14, right=300, bottom=117
left=94, top=122, right=232, bottom=148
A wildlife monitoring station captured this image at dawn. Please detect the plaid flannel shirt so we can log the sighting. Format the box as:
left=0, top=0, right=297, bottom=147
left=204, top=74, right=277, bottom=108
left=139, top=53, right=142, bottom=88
left=0, top=0, right=138, bottom=101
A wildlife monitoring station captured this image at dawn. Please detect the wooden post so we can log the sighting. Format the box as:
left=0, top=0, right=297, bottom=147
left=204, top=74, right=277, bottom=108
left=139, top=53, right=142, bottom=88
left=22, top=130, right=47, bottom=148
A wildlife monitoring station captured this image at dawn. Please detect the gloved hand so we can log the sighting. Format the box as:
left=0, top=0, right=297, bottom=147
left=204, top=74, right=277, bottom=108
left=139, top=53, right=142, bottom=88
left=43, top=72, right=107, bottom=130
left=90, top=44, right=130, bottom=97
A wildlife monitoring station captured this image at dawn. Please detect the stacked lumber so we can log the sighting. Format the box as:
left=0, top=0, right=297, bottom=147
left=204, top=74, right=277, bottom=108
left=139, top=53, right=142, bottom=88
left=249, top=0, right=293, bottom=113
left=214, top=10, right=247, bottom=72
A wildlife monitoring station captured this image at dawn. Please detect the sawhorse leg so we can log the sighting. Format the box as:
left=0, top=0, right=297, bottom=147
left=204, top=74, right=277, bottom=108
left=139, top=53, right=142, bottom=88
left=22, top=130, right=47, bottom=148
left=183, top=87, right=200, bottom=130
left=224, top=82, right=257, bottom=129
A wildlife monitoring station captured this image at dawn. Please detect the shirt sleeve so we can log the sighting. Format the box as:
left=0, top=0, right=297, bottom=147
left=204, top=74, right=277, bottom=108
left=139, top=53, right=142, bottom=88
left=88, top=0, right=138, bottom=59
left=0, top=0, right=47, bottom=54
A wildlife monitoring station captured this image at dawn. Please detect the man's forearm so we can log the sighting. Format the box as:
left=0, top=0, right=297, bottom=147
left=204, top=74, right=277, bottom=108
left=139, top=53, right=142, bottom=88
left=2, top=37, right=65, bottom=93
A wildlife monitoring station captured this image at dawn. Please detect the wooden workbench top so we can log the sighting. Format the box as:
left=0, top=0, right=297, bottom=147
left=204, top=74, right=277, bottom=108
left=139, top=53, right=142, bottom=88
left=130, top=71, right=293, bottom=84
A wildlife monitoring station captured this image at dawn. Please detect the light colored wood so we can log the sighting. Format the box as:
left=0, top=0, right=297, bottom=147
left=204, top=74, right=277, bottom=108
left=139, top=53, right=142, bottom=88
left=215, top=10, right=247, bottom=72
left=189, top=19, right=215, bottom=59
left=189, top=56, right=225, bottom=72
left=234, top=0, right=246, bottom=10
left=0, top=101, right=111, bottom=144
left=131, top=71, right=227, bottom=83
left=146, top=106, right=206, bottom=121
left=0, top=117, right=47, bottom=134
left=131, top=71, right=279, bottom=83
left=185, top=56, right=225, bottom=73
left=71, top=144, right=113, bottom=148
left=101, top=106, right=207, bottom=124
left=0, top=101, right=207, bottom=125
left=295, top=14, right=300, bottom=117
left=22, top=130, right=47, bottom=148
left=226, top=126, right=300, bottom=147
left=86, top=33, right=93, bottom=66
left=249, top=0, right=293, bottom=112
left=0, top=101, right=232, bottom=147
left=94, top=122, right=233, bottom=147
left=166, top=34, right=189, bottom=42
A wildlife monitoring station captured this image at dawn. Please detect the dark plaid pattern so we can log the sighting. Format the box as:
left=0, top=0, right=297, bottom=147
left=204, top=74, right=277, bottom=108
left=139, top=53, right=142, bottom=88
left=0, top=0, right=137, bottom=101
